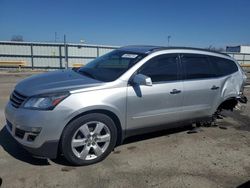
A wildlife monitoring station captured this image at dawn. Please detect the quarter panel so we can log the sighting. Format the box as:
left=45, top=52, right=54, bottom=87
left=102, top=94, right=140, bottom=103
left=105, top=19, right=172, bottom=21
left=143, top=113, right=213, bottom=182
left=221, top=72, right=242, bottom=100
left=212, top=71, right=244, bottom=112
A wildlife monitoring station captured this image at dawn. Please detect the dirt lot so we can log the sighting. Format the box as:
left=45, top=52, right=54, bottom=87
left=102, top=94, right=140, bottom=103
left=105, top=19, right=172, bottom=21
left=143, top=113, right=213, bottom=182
left=0, top=72, right=249, bottom=188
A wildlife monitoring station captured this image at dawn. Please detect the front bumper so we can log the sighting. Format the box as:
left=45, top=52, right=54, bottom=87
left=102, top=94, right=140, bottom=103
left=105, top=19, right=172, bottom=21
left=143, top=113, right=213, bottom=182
left=22, top=140, right=59, bottom=159
left=4, top=101, right=72, bottom=159
left=5, top=121, right=59, bottom=159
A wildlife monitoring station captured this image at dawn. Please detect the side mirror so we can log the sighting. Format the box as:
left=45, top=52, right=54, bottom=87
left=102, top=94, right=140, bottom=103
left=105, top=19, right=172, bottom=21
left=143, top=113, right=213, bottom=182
left=132, top=74, right=152, bottom=86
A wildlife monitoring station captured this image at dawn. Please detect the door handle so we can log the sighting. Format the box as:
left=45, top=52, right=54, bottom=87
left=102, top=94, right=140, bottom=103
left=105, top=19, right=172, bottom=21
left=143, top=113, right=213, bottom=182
left=211, top=85, right=220, bottom=90
left=170, top=89, right=181, bottom=94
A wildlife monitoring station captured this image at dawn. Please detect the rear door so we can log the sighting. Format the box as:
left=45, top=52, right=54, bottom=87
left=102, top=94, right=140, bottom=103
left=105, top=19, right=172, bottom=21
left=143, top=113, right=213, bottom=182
left=126, top=53, right=184, bottom=131
left=180, top=53, right=221, bottom=119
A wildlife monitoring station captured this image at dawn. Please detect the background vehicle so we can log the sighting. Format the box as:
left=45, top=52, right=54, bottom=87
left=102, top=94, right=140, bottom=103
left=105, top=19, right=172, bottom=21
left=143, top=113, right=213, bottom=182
left=5, top=46, right=247, bottom=165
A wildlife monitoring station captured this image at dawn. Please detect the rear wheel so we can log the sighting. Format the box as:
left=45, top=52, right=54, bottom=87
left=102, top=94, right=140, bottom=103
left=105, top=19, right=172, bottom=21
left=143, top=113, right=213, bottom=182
left=61, top=113, right=117, bottom=166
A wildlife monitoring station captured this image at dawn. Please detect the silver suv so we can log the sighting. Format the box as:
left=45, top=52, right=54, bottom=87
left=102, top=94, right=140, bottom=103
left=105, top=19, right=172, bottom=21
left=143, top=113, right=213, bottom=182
left=5, top=46, right=247, bottom=165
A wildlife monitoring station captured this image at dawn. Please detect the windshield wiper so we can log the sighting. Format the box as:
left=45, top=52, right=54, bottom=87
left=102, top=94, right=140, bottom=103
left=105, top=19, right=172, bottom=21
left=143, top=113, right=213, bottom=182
left=78, top=70, right=96, bottom=79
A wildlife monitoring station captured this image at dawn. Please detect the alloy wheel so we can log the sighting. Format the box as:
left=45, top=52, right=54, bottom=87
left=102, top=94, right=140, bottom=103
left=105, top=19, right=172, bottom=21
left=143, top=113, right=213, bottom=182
left=71, top=121, right=111, bottom=160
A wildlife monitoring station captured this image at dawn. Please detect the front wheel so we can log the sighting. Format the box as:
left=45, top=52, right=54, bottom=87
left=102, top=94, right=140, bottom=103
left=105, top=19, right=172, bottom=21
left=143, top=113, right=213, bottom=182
left=61, top=113, right=117, bottom=166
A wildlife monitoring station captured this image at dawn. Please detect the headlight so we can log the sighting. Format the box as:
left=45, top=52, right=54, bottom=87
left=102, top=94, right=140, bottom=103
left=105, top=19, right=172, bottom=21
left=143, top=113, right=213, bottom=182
left=22, top=92, right=69, bottom=110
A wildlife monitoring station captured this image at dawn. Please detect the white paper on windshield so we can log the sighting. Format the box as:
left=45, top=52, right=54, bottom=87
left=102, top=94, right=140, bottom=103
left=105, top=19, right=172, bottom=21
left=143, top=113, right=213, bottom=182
left=122, top=54, right=138, bottom=58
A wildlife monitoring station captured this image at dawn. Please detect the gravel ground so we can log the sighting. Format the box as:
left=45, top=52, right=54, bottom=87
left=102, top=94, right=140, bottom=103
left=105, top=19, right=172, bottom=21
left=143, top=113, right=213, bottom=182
left=0, top=72, right=249, bottom=188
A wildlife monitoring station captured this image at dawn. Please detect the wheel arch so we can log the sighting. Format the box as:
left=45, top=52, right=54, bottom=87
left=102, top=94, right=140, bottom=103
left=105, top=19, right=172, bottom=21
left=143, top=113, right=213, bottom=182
left=217, top=97, right=238, bottom=111
left=63, top=109, right=124, bottom=146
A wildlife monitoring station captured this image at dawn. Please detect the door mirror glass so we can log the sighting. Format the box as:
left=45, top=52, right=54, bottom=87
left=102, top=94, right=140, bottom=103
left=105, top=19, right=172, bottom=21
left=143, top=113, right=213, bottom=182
left=133, top=74, right=152, bottom=86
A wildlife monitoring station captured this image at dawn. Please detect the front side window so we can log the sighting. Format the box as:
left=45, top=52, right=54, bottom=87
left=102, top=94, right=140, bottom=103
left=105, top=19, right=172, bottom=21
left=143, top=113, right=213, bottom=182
left=181, top=54, right=216, bottom=80
left=78, top=50, right=146, bottom=82
left=138, top=54, right=179, bottom=83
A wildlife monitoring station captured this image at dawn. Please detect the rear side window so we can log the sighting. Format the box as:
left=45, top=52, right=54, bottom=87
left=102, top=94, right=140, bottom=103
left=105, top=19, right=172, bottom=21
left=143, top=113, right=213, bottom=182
left=209, top=56, right=238, bottom=76
left=139, top=54, right=179, bottom=83
left=181, top=54, right=216, bottom=80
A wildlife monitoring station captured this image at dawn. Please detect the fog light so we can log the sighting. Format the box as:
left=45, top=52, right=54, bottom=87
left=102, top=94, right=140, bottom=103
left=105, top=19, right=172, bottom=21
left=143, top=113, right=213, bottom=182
left=27, top=135, right=37, bottom=142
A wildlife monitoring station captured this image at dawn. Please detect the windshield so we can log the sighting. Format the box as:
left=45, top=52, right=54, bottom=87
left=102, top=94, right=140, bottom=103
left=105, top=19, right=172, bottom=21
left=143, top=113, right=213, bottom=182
left=78, top=50, right=146, bottom=82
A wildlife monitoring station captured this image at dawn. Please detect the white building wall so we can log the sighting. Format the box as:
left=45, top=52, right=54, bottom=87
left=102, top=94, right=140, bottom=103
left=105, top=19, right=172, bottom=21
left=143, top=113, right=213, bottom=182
left=240, top=46, right=250, bottom=54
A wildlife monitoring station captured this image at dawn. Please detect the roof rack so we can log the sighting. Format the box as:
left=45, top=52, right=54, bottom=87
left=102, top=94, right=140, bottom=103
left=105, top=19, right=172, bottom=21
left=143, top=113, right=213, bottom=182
left=120, top=45, right=229, bottom=57
left=148, top=46, right=230, bottom=57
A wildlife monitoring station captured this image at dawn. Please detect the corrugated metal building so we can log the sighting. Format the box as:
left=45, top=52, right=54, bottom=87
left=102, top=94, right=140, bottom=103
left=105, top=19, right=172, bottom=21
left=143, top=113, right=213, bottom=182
left=1, top=41, right=250, bottom=69
left=0, top=41, right=118, bottom=69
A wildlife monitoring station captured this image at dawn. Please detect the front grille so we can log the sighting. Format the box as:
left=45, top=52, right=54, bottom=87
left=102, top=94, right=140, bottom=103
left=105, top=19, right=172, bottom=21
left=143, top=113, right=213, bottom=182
left=10, top=90, right=27, bottom=108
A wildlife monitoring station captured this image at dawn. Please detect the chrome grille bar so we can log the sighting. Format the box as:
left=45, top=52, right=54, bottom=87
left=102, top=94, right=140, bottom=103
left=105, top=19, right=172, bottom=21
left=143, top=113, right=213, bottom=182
left=9, top=90, right=27, bottom=108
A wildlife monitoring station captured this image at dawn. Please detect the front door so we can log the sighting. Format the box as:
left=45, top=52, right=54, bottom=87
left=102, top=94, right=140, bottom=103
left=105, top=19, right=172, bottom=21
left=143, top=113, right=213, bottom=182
left=126, top=53, right=184, bottom=131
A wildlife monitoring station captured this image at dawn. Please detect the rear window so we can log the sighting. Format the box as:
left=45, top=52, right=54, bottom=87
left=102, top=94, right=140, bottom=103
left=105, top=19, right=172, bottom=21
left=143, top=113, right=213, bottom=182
left=209, top=56, right=238, bottom=76
left=181, top=54, right=216, bottom=79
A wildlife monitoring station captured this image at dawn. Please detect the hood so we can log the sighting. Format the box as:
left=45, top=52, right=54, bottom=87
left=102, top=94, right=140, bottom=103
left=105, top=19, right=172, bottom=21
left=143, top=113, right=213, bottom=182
left=15, top=70, right=103, bottom=96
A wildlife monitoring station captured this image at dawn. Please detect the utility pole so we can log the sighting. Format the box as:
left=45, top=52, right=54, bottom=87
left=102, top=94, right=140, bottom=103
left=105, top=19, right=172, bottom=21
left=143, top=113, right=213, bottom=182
left=64, top=34, right=68, bottom=69
left=167, top=35, right=171, bottom=46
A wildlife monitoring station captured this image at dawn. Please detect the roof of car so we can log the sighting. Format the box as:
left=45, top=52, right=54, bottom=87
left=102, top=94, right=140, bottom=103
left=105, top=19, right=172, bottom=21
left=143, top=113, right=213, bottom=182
left=119, top=45, right=229, bottom=57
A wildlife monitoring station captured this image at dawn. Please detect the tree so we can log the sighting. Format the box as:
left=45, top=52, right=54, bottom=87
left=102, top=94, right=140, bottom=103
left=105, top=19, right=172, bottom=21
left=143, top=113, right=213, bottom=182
left=11, top=35, right=24, bottom=41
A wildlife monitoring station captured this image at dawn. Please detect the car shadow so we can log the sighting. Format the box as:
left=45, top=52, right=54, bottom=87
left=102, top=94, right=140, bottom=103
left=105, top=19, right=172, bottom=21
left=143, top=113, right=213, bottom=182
left=0, top=124, right=193, bottom=167
left=123, top=125, right=192, bottom=145
left=50, top=155, right=74, bottom=166
left=51, top=125, right=193, bottom=166
left=220, top=110, right=250, bottom=132
left=0, top=126, right=50, bottom=166
left=236, top=180, right=250, bottom=188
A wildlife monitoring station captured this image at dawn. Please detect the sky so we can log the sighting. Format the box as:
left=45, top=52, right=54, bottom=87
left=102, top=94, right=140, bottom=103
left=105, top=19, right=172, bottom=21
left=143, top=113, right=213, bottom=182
left=0, top=0, right=250, bottom=48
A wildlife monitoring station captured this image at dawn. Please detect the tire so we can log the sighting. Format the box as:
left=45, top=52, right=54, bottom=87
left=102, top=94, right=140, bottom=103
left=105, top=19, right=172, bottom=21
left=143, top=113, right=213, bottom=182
left=61, top=113, right=117, bottom=166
